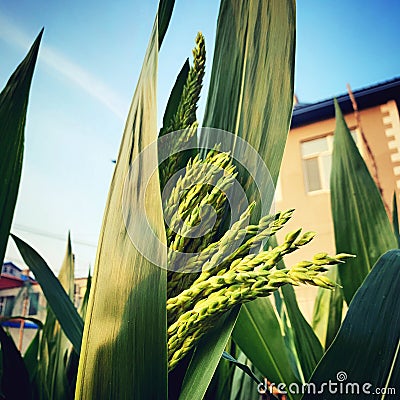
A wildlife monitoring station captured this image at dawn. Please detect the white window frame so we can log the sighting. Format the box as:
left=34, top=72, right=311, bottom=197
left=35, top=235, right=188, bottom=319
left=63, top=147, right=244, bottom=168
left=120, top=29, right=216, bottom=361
left=301, top=129, right=361, bottom=195
left=301, top=135, right=333, bottom=194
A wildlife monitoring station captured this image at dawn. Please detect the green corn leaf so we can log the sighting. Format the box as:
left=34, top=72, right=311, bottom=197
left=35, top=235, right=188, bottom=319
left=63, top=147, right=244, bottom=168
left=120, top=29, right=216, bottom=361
left=303, top=250, right=400, bottom=399
left=11, top=234, right=83, bottom=354
left=331, top=99, right=397, bottom=304
left=183, top=0, right=296, bottom=394
left=271, top=235, right=324, bottom=381
left=178, top=308, right=240, bottom=400
left=233, top=299, right=301, bottom=400
left=201, top=0, right=295, bottom=188
left=0, top=325, right=32, bottom=399
left=312, top=266, right=343, bottom=350
left=393, top=192, right=400, bottom=248
left=221, top=351, right=262, bottom=386
left=159, top=33, right=204, bottom=189
left=158, top=0, right=175, bottom=48
left=204, top=344, right=237, bottom=400
left=160, top=60, right=190, bottom=137
left=57, top=232, right=75, bottom=300
left=37, top=234, right=76, bottom=400
left=281, top=284, right=324, bottom=380
left=78, top=269, right=91, bottom=320
left=75, top=11, right=172, bottom=400
left=0, top=30, right=42, bottom=265
left=229, top=352, right=261, bottom=400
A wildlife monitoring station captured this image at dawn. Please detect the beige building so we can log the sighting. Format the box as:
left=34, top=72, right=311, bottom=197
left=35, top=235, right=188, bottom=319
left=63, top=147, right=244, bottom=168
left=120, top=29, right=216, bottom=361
left=275, top=77, right=400, bottom=319
left=0, top=262, right=88, bottom=353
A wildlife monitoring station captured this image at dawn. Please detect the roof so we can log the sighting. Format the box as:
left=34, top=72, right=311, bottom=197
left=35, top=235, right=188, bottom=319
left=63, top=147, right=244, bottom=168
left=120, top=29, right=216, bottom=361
left=291, top=77, right=400, bottom=129
left=2, top=261, right=22, bottom=272
left=0, top=275, right=24, bottom=290
left=0, top=262, right=36, bottom=290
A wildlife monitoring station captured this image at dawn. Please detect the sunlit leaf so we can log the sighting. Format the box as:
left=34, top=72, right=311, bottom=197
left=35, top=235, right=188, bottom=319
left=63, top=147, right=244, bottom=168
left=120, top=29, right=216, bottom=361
left=37, top=234, right=76, bottom=400
left=331, top=99, right=397, bottom=304
left=185, top=0, right=296, bottom=394
left=75, top=9, right=173, bottom=399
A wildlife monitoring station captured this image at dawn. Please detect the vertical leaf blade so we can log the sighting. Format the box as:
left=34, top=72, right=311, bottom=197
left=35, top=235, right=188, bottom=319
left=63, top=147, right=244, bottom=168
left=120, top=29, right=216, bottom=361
left=331, top=100, right=397, bottom=304
left=271, top=236, right=324, bottom=381
left=184, top=0, right=296, bottom=395
left=312, top=267, right=343, bottom=349
left=11, top=235, right=83, bottom=354
left=179, top=308, right=240, bottom=400
left=0, top=30, right=42, bottom=265
left=201, top=0, right=295, bottom=186
left=233, top=299, right=301, bottom=400
left=75, top=15, right=169, bottom=400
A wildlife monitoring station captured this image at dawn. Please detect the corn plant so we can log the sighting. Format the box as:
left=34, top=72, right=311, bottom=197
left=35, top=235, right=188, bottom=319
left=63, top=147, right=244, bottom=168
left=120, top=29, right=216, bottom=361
left=2, top=0, right=399, bottom=399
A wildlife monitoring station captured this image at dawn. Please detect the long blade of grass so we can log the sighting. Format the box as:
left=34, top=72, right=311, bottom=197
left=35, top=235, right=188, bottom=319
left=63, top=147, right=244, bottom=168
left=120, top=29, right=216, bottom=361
left=75, top=10, right=172, bottom=399
left=201, top=0, right=295, bottom=187
left=11, top=234, right=83, bottom=353
left=229, top=352, right=261, bottom=400
left=221, top=351, right=262, bottom=385
left=179, top=308, right=240, bottom=400
left=270, top=236, right=324, bottom=381
left=157, top=0, right=175, bottom=48
left=78, top=269, right=91, bottom=320
left=160, top=60, right=190, bottom=136
left=331, top=99, right=397, bottom=304
left=184, top=0, right=296, bottom=395
left=303, top=250, right=400, bottom=399
left=312, top=267, right=343, bottom=349
left=0, top=30, right=42, bottom=265
left=233, top=299, right=301, bottom=400
left=37, top=234, right=76, bottom=400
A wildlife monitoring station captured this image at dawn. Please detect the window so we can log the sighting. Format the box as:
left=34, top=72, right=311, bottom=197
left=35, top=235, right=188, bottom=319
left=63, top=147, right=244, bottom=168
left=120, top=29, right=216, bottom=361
left=301, top=130, right=359, bottom=193
left=28, top=293, right=39, bottom=316
left=0, top=296, right=15, bottom=317
left=301, top=136, right=333, bottom=192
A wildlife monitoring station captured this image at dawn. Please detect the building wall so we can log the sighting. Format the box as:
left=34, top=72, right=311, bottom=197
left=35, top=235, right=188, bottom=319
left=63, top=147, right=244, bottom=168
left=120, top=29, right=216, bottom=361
left=275, top=100, right=400, bottom=321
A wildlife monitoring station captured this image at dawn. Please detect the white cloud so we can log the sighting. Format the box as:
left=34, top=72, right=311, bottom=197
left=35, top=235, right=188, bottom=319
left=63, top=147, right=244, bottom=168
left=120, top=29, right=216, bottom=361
left=0, top=11, right=125, bottom=120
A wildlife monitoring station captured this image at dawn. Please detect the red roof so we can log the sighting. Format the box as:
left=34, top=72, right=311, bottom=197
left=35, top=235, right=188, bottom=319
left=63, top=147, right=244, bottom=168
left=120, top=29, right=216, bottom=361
left=0, top=275, right=24, bottom=289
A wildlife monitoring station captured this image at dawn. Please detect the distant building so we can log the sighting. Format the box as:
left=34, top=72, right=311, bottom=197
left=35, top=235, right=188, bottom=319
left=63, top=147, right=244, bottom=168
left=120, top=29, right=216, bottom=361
left=0, top=262, right=88, bottom=352
left=0, top=262, right=46, bottom=352
left=276, top=77, right=400, bottom=319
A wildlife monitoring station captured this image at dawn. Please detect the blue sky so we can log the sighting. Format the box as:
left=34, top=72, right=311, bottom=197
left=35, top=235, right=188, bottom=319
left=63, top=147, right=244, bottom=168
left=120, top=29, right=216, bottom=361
left=1, top=1, right=399, bottom=277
